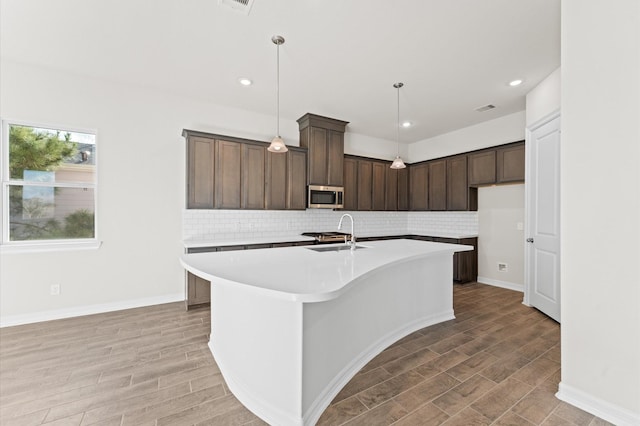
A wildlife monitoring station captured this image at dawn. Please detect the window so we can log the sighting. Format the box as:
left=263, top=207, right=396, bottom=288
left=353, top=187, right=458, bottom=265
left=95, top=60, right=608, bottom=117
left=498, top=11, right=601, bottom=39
left=1, top=121, right=98, bottom=251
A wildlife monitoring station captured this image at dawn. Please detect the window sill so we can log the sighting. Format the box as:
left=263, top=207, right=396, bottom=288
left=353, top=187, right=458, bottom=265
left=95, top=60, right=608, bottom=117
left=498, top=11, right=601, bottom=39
left=0, top=240, right=102, bottom=254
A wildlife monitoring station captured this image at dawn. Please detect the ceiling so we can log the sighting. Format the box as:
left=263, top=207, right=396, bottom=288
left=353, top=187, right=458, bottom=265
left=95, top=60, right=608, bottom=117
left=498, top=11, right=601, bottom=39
left=0, top=0, right=560, bottom=144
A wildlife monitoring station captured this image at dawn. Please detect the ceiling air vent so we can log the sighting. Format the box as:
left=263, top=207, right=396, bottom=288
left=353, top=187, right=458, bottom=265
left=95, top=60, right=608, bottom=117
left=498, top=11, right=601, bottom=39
left=218, top=0, right=254, bottom=15
left=475, top=104, right=496, bottom=112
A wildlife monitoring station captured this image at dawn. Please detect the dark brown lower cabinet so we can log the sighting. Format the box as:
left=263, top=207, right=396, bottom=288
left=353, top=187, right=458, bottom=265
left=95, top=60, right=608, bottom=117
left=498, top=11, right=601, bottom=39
left=402, top=235, right=478, bottom=283
left=186, top=272, right=210, bottom=309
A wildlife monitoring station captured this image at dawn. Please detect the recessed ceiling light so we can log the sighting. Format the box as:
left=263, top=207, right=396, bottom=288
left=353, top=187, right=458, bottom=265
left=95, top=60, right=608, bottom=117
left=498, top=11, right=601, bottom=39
left=238, top=78, right=253, bottom=86
left=401, top=121, right=412, bottom=128
left=509, top=79, right=523, bottom=87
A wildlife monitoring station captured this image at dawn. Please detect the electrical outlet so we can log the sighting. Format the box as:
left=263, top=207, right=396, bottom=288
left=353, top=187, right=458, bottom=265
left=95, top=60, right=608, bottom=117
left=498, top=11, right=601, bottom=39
left=498, top=263, right=508, bottom=273
left=50, top=284, right=61, bottom=295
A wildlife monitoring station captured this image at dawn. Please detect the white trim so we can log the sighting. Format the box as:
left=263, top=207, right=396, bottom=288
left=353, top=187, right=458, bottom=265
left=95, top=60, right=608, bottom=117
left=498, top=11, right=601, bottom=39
left=477, top=276, right=524, bottom=292
left=557, top=382, right=640, bottom=426
left=0, top=239, right=102, bottom=254
left=0, top=293, right=184, bottom=328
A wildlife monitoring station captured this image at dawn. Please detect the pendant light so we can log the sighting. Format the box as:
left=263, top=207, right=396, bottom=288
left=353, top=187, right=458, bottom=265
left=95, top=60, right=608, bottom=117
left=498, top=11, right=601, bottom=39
left=268, top=35, right=288, bottom=153
left=390, top=82, right=407, bottom=169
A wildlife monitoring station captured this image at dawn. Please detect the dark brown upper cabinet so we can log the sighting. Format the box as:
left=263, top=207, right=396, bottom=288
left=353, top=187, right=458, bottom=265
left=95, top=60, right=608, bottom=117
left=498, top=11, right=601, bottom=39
left=468, top=150, right=497, bottom=186
left=214, top=140, right=266, bottom=209
left=287, top=149, right=307, bottom=210
left=344, top=155, right=407, bottom=211
left=357, top=160, right=373, bottom=211
left=497, top=142, right=525, bottom=183
left=266, top=149, right=307, bottom=210
left=385, top=167, right=398, bottom=211
left=446, top=155, right=469, bottom=211
left=265, top=151, right=287, bottom=210
left=428, top=159, right=447, bottom=211
left=183, top=129, right=306, bottom=210
left=409, top=162, right=429, bottom=211
left=298, top=113, right=348, bottom=187
left=372, top=162, right=386, bottom=210
left=343, top=157, right=358, bottom=210
left=241, top=144, right=266, bottom=209
left=467, top=141, right=525, bottom=187
left=186, top=136, right=215, bottom=209
left=215, top=140, right=243, bottom=209
left=397, top=167, right=409, bottom=211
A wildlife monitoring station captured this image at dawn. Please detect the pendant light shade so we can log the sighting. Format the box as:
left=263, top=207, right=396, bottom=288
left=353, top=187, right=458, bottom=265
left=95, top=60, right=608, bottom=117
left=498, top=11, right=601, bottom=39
left=390, top=82, right=407, bottom=169
left=268, top=35, right=288, bottom=153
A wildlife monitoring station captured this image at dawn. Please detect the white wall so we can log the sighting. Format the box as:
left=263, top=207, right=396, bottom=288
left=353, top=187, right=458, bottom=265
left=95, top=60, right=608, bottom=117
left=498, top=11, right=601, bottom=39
left=0, top=60, right=304, bottom=325
left=477, top=184, right=525, bottom=291
left=559, top=1, right=640, bottom=424
left=407, top=111, right=526, bottom=162
left=344, top=132, right=403, bottom=162
left=526, top=68, right=560, bottom=126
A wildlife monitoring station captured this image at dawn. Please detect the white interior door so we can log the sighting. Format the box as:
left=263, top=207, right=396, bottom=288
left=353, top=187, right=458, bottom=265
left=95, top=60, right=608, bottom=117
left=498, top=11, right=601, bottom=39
left=525, top=113, right=561, bottom=322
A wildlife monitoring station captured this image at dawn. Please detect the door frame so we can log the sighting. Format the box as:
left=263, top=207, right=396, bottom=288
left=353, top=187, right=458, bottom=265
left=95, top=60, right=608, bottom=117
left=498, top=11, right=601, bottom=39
left=523, top=108, right=560, bottom=307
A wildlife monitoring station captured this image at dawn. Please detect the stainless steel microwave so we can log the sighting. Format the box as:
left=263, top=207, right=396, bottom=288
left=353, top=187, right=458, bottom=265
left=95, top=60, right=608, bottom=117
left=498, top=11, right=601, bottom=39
left=308, top=185, right=344, bottom=209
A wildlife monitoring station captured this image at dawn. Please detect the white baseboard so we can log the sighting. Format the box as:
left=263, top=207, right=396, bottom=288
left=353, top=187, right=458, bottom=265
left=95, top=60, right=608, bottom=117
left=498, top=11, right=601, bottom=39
left=477, top=276, right=524, bottom=292
left=0, top=293, right=184, bottom=328
left=557, top=382, right=640, bottom=426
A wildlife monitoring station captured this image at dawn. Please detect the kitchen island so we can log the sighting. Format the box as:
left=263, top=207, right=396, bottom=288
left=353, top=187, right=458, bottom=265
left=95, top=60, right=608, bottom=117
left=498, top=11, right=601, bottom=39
left=181, top=239, right=473, bottom=426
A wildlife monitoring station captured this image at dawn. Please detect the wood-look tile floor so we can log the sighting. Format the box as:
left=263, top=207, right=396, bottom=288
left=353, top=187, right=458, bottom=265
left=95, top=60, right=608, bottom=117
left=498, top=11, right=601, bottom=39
left=0, top=283, right=611, bottom=426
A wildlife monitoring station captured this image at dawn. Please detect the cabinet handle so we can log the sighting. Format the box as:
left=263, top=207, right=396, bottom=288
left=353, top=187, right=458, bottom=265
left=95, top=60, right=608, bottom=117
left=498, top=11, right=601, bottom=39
left=526, top=238, right=534, bottom=243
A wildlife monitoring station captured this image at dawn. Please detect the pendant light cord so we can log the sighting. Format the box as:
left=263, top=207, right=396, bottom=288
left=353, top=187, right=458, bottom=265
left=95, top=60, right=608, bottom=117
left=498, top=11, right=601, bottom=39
left=276, top=41, right=280, bottom=137
left=396, top=85, right=400, bottom=156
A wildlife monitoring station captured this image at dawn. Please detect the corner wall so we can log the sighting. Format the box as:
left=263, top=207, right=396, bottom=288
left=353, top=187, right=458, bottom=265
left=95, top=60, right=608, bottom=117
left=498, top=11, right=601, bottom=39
left=559, top=1, right=640, bottom=424
left=477, top=184, right=525, bottom=291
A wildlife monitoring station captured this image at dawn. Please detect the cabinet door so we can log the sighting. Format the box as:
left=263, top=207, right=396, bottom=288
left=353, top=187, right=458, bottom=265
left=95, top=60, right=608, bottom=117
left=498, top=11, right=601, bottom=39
left=428, top=159, right=447, bottom=211
left=447, top=155, right=468, bottom=211
left=468, top=150, right=497, bottom=186
left=456, top=238, right=478, bottom=283
left=409, top=163, right=429, bottom=210
left=343, top=157, right=358, bottom=210
left=187, top=272, right=211, bottom=307
left=397, top=167, right=409, bottom=211
left=242, top=144, right=266, bottom=209
left=372, top=161, right=386, bottom=210
left=307, top=127, right=328, bottom=185
left=266, top=151, right=287, bottom=210
left=287, top=149, right=307, bottom=210
left=497, top=143, right=525, bottom=183
left=385, top=167, right=398, bottom=211
left=215, top=140, right=242, bottom=208
left=327, top=130, right=344, bottom=186
left=187, top=136, right=215, bottom=208
left=357, top=160, right=373, bottom=211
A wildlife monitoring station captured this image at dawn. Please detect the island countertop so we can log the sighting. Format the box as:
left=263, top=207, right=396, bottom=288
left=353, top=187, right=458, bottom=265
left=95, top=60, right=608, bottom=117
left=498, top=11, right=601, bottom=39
left=181, top=238, right=473, bottom=303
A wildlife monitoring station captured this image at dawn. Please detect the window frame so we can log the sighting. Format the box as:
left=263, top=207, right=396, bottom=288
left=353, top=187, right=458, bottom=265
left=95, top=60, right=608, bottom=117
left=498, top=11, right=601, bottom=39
left=1, top=119, right=101, bottom=253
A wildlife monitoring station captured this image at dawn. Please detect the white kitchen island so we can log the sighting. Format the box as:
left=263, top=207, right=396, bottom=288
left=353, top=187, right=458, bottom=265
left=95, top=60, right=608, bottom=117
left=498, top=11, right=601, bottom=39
left=181, top=239, right=473, bottom=426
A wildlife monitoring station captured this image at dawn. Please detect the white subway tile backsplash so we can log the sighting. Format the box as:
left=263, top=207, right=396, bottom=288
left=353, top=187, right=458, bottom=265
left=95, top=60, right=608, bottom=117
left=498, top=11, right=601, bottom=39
left=183, top=209, right=478, bottom=241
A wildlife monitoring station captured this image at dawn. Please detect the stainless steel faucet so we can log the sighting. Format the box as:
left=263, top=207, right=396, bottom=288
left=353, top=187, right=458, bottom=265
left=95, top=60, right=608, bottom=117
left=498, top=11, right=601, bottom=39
left=338, top=213, right=356, bottom=251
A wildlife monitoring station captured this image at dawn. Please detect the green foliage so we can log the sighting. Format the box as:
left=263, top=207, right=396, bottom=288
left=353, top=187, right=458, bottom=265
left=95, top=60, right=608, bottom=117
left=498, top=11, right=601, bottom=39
left=63, top=210, right=95, bottom=238
left=9, top=125, right=77, bottom=179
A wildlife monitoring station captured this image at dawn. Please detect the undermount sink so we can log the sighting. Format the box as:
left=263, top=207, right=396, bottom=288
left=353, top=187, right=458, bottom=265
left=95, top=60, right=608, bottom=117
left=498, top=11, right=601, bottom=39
left=306, top=245, right=367, bottom=253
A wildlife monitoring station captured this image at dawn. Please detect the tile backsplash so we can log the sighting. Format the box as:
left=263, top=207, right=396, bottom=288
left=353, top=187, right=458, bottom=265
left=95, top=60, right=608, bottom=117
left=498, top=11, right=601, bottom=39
left=183, top=209, right=478, bottom=241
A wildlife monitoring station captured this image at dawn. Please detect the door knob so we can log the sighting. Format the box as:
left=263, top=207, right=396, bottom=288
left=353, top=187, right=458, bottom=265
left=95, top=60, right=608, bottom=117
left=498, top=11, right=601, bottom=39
left=526, top=238, right=534, bottom=243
